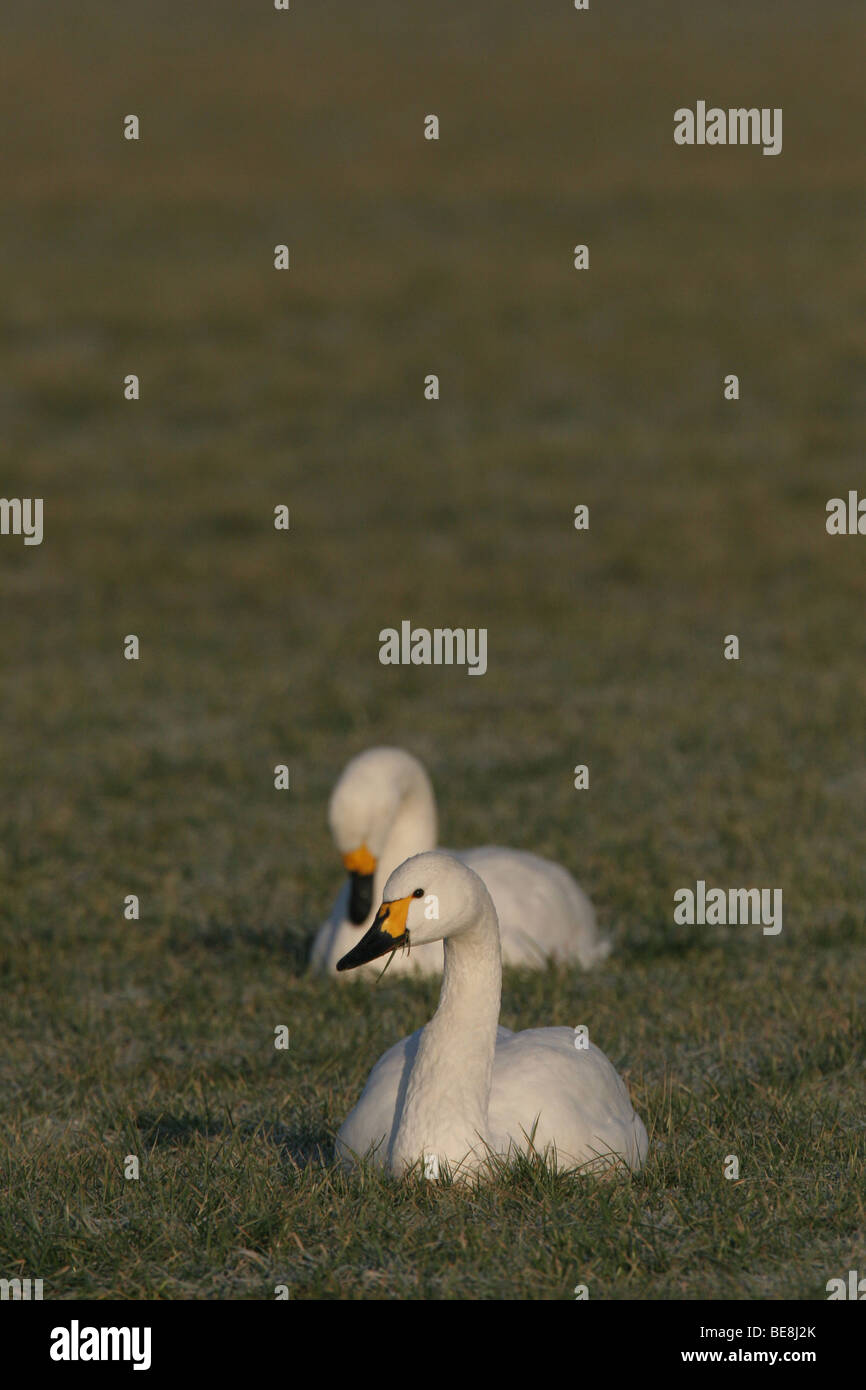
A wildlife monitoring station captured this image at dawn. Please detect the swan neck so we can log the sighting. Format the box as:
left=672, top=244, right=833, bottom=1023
left=392, top=893, right=502, bottom=1171
left=378, top=766, right=438, bottom=885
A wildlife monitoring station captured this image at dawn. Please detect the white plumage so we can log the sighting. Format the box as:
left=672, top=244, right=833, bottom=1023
left=310, top=747, right=609, bottom=978
left=336, top=852, right=647, bottom=1181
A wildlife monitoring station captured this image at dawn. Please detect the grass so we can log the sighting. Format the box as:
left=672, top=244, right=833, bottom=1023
left=1, top=0, right=864, bottom=1299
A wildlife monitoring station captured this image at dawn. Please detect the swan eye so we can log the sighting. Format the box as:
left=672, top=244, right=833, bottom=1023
left=412, top=888, right=424, bottom=898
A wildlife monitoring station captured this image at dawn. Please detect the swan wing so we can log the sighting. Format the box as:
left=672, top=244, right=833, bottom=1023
left=489, top=1027, right=647, bottom=1172
left=335, top=1029, right=423, bottom=1168
left=458, top=847, right=610, bottom=968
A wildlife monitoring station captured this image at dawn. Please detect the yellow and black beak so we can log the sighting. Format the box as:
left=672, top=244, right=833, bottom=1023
left=337, top=896, right=412, bottom=972
left=342, top=846, right=377, bottom=925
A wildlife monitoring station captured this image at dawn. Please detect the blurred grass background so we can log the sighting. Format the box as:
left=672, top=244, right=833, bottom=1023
left=0, top=0, right=864, bottom=1299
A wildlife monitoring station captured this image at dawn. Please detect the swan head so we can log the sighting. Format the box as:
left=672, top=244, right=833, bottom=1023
left=336, top=851, right=488, bottom=971
left=328, top=748, right=432, bottom=925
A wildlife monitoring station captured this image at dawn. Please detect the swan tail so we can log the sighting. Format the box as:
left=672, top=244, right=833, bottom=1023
left=577, top=932, right=613, bottom=969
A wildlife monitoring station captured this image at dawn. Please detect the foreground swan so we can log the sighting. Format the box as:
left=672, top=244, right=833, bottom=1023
left=336, top=853, right=648, bottom=1181
left=311, top=747, right=609, bottom=978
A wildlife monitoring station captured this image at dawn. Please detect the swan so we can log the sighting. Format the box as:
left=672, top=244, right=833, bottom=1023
left=335, top=852, right=648, bottom=1181
left=310, top=746, right=609, bottom=978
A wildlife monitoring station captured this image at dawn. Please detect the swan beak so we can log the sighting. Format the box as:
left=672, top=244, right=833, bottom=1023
left=342, top=846, right=377, bottom=925
left=336, top=896, right=411, bottom=971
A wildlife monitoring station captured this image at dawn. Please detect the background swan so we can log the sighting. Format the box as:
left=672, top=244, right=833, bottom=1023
left=310, top=747, right=609, bottom=978
left=335, top=852, right=647, bottom=1181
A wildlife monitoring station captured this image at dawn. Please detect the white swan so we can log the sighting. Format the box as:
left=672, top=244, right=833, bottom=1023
left=336, top=852, right=647, bottom=1181
left=310, top=747, right=609, bottom=978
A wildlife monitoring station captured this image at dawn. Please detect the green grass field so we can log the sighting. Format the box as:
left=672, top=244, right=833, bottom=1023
left=1, top=0, right=864, bottom=1299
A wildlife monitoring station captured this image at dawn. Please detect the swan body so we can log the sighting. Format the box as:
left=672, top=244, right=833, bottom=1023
left=335, top=852, right=647, bottom=1181
left=311, top=747, right=609, bottom=978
